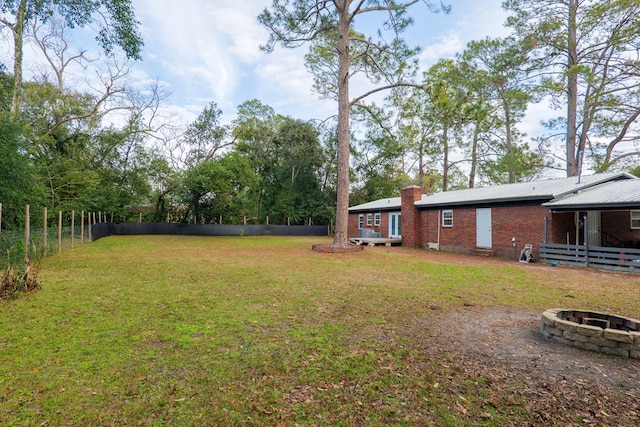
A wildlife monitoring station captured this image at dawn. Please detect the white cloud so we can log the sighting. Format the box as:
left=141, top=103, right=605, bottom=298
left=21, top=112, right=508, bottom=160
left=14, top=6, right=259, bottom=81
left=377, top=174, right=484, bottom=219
left=210, top=3, right=271, bottom=63
left=6, top=0, right=524, bottom=130
left=418, top=31, right=464, bottom=65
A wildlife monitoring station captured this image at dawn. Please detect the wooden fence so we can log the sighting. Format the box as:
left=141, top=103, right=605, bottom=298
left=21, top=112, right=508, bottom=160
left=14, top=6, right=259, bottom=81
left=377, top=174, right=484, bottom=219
left=540, top=242, right=640, bottom=273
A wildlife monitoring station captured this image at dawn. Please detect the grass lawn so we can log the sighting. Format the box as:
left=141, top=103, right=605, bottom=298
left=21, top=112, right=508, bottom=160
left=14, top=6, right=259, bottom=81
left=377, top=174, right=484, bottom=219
left=1, top=235, right=639, bottom=426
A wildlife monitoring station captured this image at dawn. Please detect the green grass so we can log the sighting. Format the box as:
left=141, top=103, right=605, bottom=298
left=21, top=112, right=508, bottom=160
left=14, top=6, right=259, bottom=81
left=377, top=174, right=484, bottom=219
left=0, top=236, right=638, bottom=426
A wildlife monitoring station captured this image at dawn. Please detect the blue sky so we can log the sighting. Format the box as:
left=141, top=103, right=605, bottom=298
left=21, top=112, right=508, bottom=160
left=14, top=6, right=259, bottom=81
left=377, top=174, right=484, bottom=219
left=2, top=0, right=549, bottom=135
left=130, top=0, right=513, bottom=125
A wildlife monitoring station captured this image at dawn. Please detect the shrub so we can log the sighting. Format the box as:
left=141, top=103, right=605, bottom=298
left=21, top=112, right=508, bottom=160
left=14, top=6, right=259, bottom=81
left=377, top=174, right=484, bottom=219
left=0, top=258, right=40, bottom=300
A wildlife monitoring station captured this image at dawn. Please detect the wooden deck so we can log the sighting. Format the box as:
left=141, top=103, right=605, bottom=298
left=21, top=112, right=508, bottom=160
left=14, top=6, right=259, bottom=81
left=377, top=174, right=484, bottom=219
left=349, top=237, right=402, bottom=247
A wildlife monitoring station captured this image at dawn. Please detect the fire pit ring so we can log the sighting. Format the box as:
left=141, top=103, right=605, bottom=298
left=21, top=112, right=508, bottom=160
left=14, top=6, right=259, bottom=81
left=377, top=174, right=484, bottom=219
left=540, top=309, right=640, bottom=359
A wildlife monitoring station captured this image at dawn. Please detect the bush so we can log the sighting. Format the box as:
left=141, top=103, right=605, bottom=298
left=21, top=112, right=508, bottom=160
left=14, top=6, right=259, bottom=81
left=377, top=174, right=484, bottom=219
left=0, top=259, right=40, bottom=301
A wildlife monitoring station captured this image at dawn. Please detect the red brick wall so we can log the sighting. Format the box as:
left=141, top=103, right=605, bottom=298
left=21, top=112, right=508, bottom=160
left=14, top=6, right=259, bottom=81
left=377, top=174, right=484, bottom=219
left=348, top=211, right=393, bottom=238
left=401, top=186, right=422, bottom=247
left=549, top=210, right=640, bottom=248
left=348, top=213, right=359, bottom=237
left=415, top=204, right=551, bottom=259
left=491, top=205, right=550, bottom=258
left=602, top=211, right=640, bottom=248
left=549, top=211, right=576, bottom=245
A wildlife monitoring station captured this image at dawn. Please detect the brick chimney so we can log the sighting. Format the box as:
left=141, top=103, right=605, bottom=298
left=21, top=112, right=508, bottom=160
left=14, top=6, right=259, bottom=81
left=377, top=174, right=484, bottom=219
left=401, top=185, right=422, bottom=247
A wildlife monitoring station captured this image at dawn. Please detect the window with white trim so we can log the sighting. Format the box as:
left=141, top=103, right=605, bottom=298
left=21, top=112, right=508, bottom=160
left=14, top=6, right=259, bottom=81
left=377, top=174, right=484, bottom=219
left=631, top=210, right=640, bottom=229
left=374, top=213, right=381, bottom=226
left=442, top=210, right=453, bottom=227
left=358, top=214, right=364, bottom=229
left=366, top=213, right=373, bottom=226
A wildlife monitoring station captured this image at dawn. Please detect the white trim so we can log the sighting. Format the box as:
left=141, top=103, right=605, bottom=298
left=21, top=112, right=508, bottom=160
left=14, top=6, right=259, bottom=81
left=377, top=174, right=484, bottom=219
left=442, top=209, right=453, bottom=227
left=631, top=210, right=640, bottom=229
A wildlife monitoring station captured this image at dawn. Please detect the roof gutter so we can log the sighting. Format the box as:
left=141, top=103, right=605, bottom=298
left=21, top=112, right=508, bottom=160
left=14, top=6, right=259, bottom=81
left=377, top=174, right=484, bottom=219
left=415, top=195, right=552, bottom=209
left=546, top=203, right=640, bottom=211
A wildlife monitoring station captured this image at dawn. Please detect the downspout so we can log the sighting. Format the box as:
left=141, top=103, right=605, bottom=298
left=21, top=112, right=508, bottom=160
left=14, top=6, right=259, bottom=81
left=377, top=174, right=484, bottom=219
left=437, top=209, right=441, bottom=247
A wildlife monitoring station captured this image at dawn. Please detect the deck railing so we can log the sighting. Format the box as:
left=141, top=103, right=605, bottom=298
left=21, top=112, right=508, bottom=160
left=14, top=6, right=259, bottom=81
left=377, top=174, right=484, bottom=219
left=540, top=243, right=640, bottom=273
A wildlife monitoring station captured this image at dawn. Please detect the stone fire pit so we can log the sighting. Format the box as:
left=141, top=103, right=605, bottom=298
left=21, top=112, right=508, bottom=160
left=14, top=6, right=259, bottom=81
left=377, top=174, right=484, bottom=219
left=540, top=309, right=640, bottom=359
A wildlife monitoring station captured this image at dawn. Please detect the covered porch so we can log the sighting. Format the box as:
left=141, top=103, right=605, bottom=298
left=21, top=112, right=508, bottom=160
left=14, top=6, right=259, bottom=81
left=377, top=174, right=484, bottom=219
left=541, top=180, right=640, bottom=272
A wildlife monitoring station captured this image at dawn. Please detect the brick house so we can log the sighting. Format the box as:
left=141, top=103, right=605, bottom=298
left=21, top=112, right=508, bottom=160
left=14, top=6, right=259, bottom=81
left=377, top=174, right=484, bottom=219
left=348, top=172, right=640, bottom=259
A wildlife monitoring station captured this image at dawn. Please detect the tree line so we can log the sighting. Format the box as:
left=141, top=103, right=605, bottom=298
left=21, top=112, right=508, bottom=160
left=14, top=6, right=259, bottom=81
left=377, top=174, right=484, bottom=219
left=1, top=0, right=640, bottom=242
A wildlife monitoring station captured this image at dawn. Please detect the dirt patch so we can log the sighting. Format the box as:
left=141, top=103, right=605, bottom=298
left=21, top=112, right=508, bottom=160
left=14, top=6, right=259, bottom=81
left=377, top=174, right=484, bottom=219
left=435, top=307, right=640, bottom=391
left=311, top=244, right=364, bottom=253
left=426, top=306, right=640, bottom=424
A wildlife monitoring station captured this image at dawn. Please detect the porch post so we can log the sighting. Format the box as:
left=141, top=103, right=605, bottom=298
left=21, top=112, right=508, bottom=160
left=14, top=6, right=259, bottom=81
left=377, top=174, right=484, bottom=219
left=583, top=214, right=589, bottom=266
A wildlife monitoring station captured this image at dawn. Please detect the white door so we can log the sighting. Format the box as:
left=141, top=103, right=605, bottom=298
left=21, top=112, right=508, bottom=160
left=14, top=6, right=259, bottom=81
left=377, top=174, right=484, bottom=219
left=476, top=208, right=492, bottom=248
left=587, top=211, right=601, bottom=246
left=389, top=212, right=402, bottom=238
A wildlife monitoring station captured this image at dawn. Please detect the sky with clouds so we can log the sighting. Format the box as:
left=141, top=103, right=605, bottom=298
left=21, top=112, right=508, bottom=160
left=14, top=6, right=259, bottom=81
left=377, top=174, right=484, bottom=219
left=1, top=0, right=542, bottom=135
left=130, top=0, right=513, bottom=125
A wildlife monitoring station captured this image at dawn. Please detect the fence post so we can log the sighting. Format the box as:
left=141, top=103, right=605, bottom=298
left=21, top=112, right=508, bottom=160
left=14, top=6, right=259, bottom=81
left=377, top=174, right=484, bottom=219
left=88, top=212, right=92, bottom=242
left=58, top=210, right=62, bottom=253
left=43, top=207, right=48, bottom=252
left=71, top=210, right=75, bottom=249
left=81, top=210, right=85, bottom=244
left=24, top=204, right=30, bottom=261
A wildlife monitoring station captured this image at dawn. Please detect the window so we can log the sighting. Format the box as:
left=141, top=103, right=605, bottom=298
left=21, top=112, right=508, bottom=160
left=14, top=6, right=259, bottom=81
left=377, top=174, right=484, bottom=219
left=631, top=211, right=640, bottom=229
left=358, top=214, right=364, bottom=229
left=442, top=210, right=453, bottom=227
left=374, top=213, right=381, bottom=226
left=366, top=213, right=373, bottom=226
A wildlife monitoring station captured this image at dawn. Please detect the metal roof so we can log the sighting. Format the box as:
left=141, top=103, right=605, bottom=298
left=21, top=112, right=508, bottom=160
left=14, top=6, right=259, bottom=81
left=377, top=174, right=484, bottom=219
left=544, top=179, right=640, bottom=210
left=348, top=172, right=636, bottom=211
left=348, top=196, right=401, bottom=212
left=414, top=172, right=634, bottom=208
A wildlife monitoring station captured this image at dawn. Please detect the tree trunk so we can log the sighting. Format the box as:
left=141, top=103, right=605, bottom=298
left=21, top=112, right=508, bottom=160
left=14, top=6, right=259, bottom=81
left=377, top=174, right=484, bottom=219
left=331, top=0, right=351, bottom=248
left=10, top=0, right=27, bottom=121
left=502, top=88, right=515, bottom=183
left=418, top=139, right=425, bottom=190
left=442, top=123, right=449, bottom=192
left=566, top=0, right=580, bottom=177
left=468, top=122, right=480, bottom=188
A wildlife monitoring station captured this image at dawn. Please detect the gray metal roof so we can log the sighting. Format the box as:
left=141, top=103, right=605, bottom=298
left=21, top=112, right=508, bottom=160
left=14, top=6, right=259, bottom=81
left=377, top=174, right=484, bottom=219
left=348, top=196, right=401, bottom=212
left=414, top=172, right=634, bottom=208
left=348, top=172, right=636, bottom=211
left=544, top=179, right=640, bottom=210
